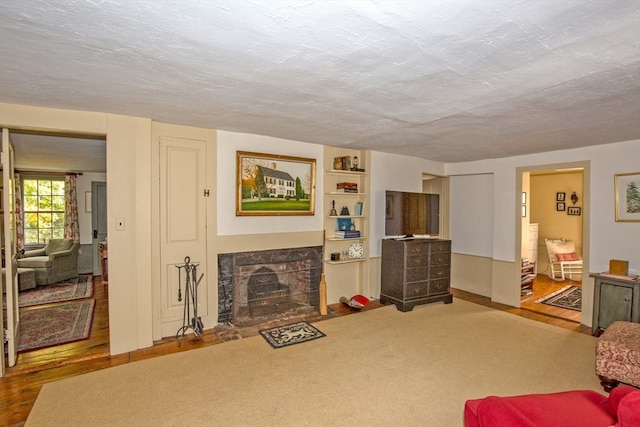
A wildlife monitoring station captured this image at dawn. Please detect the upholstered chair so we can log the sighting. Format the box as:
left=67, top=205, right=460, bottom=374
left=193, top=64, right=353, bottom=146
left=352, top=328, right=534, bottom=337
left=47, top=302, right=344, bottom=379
left=17, top=238, right=80, bottom=286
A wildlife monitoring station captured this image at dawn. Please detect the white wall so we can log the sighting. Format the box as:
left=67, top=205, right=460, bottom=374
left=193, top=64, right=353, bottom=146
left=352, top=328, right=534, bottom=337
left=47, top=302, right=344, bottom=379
left=369, top=151, right=445, bottom=258
left=216, top=130, right=324, bottom=235
left=446, top=139, right=640, bottom=310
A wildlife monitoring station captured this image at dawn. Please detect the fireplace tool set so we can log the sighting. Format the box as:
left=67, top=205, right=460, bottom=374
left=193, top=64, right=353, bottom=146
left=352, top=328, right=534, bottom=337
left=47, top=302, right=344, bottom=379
left=175, top=256, right=204, bottom=343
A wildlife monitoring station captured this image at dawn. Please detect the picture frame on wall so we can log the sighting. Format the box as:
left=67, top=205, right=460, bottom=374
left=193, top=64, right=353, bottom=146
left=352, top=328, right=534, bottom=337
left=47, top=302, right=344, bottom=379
left=568, top=206, right=581, bottom=216
left=236, top=151, right=316, bottom=216
left=557, top=202, right=566, bottom=211
left=614, top=172, right=640, bottom=222
left=556, top=192, right=566, bottom=201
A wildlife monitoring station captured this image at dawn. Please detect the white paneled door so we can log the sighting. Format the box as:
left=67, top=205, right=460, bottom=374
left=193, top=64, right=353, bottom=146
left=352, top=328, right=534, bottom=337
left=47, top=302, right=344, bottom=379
left=1, top=128, right=19, bottom=376
left=159, top=136, right=208, bottom=338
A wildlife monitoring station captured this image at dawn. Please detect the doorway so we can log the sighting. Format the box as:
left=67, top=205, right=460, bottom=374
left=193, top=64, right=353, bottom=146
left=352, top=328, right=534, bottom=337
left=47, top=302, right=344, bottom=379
left=517, top=162, right=590, bottom=324
left=1, top=129, right=109, bottom=374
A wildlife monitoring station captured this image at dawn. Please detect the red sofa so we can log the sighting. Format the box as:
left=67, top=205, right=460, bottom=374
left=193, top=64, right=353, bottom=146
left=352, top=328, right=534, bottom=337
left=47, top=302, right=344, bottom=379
left=464, top=385, right=640, bottom=427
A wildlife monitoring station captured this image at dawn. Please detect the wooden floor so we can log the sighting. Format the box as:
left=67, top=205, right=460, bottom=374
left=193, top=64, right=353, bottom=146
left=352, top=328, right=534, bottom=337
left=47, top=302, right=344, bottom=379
left=1, top=274, right=588, bottom=426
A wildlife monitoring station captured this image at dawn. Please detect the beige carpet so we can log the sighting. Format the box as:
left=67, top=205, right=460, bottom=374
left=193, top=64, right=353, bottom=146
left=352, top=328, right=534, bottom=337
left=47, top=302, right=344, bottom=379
left=26, top=299, right=601, bottom=427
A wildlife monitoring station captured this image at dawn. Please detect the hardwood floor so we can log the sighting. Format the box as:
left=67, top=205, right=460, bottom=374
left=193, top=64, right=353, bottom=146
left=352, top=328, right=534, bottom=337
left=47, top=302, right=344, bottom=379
left=1, top=274, right=588, bottom=427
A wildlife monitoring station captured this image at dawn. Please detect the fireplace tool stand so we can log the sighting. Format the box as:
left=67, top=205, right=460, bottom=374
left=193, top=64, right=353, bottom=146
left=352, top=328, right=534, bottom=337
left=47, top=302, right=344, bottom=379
left=175, top=256, right=205, bottom=344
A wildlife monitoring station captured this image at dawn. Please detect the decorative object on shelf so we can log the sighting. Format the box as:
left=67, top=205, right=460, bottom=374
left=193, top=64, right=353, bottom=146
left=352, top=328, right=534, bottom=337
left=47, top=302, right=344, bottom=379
left=329, top=199, right=337, bottom=216
left=352, top=156, right=359, bottom=170
left=355, top=201, right=363, bottom=216
left=236, top=151, right=316, bottom=216
left=557, top=192, right=566, bottom=201
left=571, top=191, right=579, bottom=205
left=614, top=172, right=640, bottom=222
left=557, top=202, right=566, bottom=211
left=337, top=217, right=352, bottom=231
left=568, top=206, right=581, bottom=216
left=340, top=206, right=350, bottom=215
left=348, top=243, right=364, bottom=258
left=330, top=252, right=340, bottom=261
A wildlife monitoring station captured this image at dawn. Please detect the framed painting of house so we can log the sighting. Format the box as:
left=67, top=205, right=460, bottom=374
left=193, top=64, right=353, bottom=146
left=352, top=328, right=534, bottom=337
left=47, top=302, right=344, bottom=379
left=614, top=172, right=640, bottom=222
left=236, top=151, right=316, bottom=216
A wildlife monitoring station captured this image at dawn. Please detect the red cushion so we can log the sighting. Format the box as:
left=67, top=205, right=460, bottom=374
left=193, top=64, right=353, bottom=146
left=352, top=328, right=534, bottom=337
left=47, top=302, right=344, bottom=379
left=616, top=389, right=640, bottom=427
left=464, top=390, right=615, bottom=427
left=556, top=252, right=580, bottom=261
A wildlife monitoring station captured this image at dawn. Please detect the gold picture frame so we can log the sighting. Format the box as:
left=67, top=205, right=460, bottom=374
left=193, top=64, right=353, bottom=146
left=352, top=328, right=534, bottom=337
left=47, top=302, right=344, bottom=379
left=236, top=151, right=316, bottom=216
left=615, top=172, right=640, bottom=222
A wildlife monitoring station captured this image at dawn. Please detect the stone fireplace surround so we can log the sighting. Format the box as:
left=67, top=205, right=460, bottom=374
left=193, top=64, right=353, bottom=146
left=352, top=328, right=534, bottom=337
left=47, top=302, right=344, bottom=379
left=218, top=246, right=323, bottom=326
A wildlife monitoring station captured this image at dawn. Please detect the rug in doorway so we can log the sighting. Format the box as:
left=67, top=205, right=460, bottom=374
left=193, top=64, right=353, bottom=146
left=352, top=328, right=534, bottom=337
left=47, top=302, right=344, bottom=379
left=536, top=285, right=582, bottom=311
left=17, top=275, right=93, bottom=307
left=259, top=321, right=325, bottom=349
left=18, top=299, right=95, bottom=352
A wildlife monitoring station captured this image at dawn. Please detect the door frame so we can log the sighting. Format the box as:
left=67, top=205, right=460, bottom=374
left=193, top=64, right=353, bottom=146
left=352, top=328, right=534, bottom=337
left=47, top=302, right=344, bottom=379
left=516, top=160, right=592, bottom=326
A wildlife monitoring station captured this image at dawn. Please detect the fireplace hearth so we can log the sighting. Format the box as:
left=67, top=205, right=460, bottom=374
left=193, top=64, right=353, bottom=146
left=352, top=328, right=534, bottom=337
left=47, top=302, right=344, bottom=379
left=218, top=246, right=322, bottom=326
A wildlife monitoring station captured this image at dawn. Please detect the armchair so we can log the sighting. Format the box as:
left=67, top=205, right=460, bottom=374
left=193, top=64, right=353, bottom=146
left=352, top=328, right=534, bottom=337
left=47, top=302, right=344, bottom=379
left=17, top=238, right=80, bottom=286
left=545, top=238, right=583, bottom=281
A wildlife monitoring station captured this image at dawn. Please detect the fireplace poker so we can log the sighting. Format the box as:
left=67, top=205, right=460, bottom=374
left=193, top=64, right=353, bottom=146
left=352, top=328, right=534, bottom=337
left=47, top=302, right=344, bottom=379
left=176, top=256, right=204, bottom=344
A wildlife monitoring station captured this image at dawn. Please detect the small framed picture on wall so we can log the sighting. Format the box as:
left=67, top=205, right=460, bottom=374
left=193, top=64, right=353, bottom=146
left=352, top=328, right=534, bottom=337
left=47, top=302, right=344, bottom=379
left=568, top=207, right=581, bottom=216
left=556, top=192, right=566, bottom=201
left=557, top=202, right=566, bottom=211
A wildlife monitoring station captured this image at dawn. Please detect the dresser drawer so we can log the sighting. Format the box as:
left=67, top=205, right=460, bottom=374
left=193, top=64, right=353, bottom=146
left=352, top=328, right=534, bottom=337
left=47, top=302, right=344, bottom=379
left=429, top=278, right=450, bottom=296
left=430, top=241, right=451, bottom=254
left=406, top=281, right=429, bottom=299
left=429, top=265, right=449, bottom=280
left=429, top=252, right=450, bottom=266
left=405, top=267, right=429, bottom=283
left=405, top=241, right=430, bottom=255
left=406, top=254, right=429, bottom=268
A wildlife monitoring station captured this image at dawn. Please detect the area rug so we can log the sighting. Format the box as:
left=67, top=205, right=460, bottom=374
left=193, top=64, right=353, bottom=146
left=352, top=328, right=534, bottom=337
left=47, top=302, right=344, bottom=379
left=18, top=299, right=95, bottom=352
left=259, top=321, right=325, bottom=348
left=536, top=285, right=582, bottom=311
left=26, top=300, right=601, bottom=427
left=13, top=275, right=93, bottom=308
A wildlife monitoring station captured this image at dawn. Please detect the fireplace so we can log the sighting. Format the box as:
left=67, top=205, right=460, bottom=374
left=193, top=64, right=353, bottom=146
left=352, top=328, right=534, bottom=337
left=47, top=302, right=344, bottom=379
left=218, top=246, right=322, bottom=326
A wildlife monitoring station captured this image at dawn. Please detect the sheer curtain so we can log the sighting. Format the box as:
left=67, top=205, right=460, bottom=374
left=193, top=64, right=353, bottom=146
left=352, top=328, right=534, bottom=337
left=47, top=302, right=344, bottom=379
left=64, top=174, right=80, bottom=241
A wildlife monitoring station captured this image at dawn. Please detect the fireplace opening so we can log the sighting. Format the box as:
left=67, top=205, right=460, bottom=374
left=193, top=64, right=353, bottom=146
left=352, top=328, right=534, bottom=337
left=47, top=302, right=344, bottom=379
left=218, top=246, right=322, bottom=326
left=247, top=266, right=291, bottom=317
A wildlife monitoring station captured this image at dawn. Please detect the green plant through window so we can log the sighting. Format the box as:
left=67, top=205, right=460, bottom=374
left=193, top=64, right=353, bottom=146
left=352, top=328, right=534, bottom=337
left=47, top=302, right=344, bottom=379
left=23, top=178, right=66, bottom=244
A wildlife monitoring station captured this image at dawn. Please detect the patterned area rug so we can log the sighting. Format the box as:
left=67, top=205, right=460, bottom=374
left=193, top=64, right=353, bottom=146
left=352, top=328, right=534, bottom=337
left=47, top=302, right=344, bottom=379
left=259, top=321, right=325, bottom=349
left=536, top=285, right=582, bottom=311
left=18, top=299, right=95, bottom=352
left=17, top=275, right=93, bottom=307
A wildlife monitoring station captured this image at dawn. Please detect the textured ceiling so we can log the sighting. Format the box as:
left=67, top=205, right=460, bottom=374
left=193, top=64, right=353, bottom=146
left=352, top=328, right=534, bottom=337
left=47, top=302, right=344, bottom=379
left=1, top=0, right=639, bottom=165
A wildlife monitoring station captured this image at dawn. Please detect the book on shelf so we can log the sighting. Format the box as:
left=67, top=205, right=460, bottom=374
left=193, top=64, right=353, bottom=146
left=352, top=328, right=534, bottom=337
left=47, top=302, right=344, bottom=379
left=334, top=230, right=361, bottom=238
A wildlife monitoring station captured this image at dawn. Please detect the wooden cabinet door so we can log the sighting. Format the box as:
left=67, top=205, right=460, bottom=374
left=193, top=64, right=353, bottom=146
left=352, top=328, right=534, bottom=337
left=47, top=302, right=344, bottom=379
left=599, top=284, right=633, bottom=329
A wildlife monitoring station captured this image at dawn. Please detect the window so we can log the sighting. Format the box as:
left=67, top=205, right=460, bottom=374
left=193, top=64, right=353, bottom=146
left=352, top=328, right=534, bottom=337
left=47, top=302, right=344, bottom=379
left=23, top=177, right=66, bottom=244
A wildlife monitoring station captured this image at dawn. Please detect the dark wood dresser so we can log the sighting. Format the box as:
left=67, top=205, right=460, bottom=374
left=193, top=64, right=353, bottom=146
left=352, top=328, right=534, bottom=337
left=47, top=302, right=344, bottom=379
left=380, top=238, right=452, bottom=311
